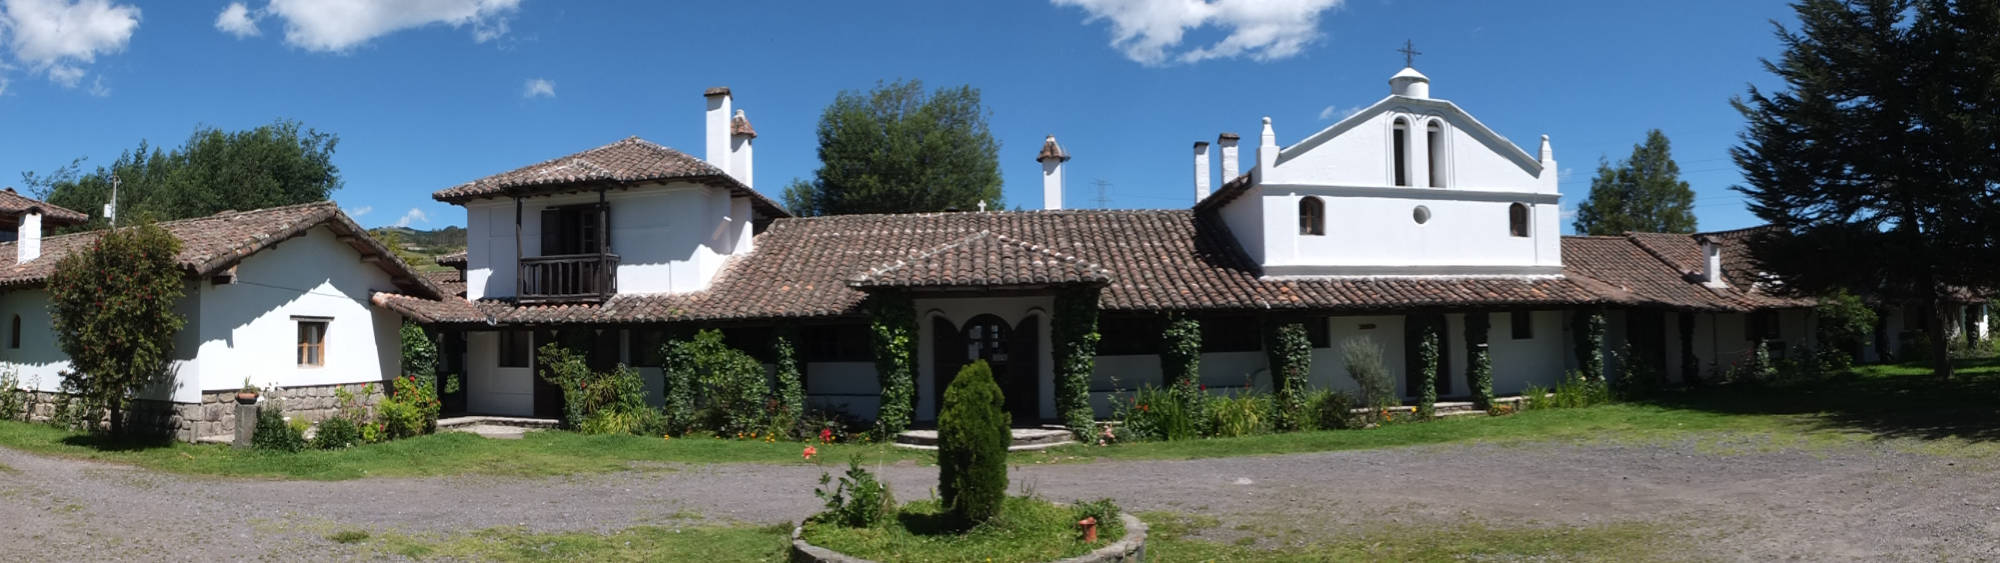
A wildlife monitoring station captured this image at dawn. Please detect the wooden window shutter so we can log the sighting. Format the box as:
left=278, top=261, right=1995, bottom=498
left=540, top=207, right=563, bottom=255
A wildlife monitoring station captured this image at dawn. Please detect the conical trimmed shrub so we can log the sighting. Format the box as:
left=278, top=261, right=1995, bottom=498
left=937, top=360, right=1010, bottom=524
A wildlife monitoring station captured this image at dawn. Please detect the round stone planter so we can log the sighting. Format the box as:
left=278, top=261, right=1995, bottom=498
left=790, top=512, right=1147, bottom=563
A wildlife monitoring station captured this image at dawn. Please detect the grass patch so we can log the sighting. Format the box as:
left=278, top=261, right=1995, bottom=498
left=326, top=529, right=370, bottom=544
left=352, top=523, right=792, bottom=562
left=1138, top=511, right=1671, bottom=562
left=800, top=496, right=1121, bottom=563
left=0, top=423, right=931, bottom=481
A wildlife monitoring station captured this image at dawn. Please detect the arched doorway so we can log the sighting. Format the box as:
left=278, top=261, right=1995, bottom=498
left=933, top=313, right=1040, bottom=422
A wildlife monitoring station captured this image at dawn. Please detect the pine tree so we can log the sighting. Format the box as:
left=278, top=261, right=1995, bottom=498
left=1574, top=129, right=1698, bottom=235
left=1732, top=0, right=2000, bottom=379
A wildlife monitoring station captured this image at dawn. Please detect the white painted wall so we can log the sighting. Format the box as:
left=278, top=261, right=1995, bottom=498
left=805, top=361, right=879, bottom=418
left=2, top=226, right=404, bottom=405
left=1489, top=311, right=1566, bottom=394
left=463, top=181, right=747, bottom=300
left=198, top=226, right=402, bottom=400
left=464, top=330, right=534, bottom=416
left=1218, top=80, right=1562, bottom=277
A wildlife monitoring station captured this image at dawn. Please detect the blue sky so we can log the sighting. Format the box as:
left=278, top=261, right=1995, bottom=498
left=0, top=1, right=1798, bottom=233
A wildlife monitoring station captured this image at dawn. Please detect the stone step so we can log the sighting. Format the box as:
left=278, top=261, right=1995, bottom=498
left=893, top=426, right=1079, bottom=451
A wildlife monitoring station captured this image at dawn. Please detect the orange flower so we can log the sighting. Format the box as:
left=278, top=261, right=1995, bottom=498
left=803, top=446, right=818, bottom=460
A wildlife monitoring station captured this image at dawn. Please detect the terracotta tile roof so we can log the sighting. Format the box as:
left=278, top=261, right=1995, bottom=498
left=1193, top=173, right=1256, bottom=213
left=848, top=230, right=1110, bottom=289
left=0, top=202, right=440, bottom=299
left=1563, top=231, right=1815, bottom=311
left=436, top=251, right=466, bottom=267
left=376, top=210, right=1620, bottom=325
left=1036, top=136, right=1070, bottom=163
left=430, top=137, right=787, bottom=217
left=0, top=188, right=87, bottom=225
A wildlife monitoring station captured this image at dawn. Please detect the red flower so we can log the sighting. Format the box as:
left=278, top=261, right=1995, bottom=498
left=802, top=446, right=817, bottom=460
left=819, top=428, right=834, bottom=443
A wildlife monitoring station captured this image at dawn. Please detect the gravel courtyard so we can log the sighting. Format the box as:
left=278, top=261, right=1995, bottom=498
left=2, top=437, right=1996, bottom=561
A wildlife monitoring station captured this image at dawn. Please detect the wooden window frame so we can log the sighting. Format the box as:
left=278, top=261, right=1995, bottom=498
left=497, top=330, right=532, bottom=368
left=295, top=317, right=330, bottom=367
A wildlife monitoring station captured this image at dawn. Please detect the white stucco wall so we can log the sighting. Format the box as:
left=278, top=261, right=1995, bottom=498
left=197, top=226, right=402, bottom=400
left=1489, top=310, right=1566, bottom=395
left=464, top=330, right=534, bottom=416
left=1, top=226, right=404, bottom=405
left=1233, top=94, right=1560, bottom=277
left=461, top=181, right=748, bottom=300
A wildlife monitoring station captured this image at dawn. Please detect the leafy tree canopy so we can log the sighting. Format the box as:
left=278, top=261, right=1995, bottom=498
left=783, top=80, right=1002, bottom=216
left=22, top=119, right=340, bottom=232
left=47, top=222, right=186, bottom=436
left=1574, top=129, right=1698, bottom=235
left=1731, top=0, right=2000, bottom=378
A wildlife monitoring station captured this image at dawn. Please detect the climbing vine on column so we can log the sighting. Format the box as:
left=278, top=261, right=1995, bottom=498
left=867, top=293, right=918, bottom=439
left=1465, top=312, right=1494, bottom=410
left=1159, top=313, right=1205, bottom=424
left=1417, top=324, right=1439, bottom=419
left=1051, top=287, right=1102, bottom=439
left=1266, top=321, right=1312, bottom=431
left=771, top=328, right=805, bottom=433
left=1577, top=310, right=1606, bottom=382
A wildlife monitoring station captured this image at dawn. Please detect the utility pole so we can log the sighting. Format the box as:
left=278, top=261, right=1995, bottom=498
left=1092, top=178, right=1111, bottom=209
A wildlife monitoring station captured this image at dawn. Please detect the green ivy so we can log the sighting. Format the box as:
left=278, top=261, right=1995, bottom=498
left=661, top=332, right=700, bottom=434
left=1465, top=312, right=1494, bottom=410
left=772, top=329, right=805, bottom=434
left=1159, top=313, right=1206, bottom=429
left=1051, top=287, right=1101, bottom=439
left=658, top=330, right=767, bottom=437
left=867, top=294, right=918, bottom=439
left=1266, top=322, right=1311, bottom=431
left=1576, top=310, right=1606, bottom=382
left=1417, top=324, right=1439, bottom=419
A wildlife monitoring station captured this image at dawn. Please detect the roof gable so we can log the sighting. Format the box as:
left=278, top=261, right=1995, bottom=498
left=848, top=230, right=1110, bottom=289
left=0, top=188, right=88, bottom=225
left=1275, top=95, right=1544, bottom=176
left=432, top=137, right=788, bottom=217
left=0, top=202, right=440, bottom=299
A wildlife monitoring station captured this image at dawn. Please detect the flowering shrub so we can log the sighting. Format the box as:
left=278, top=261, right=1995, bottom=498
left=812, top=457, right=895, bottom=528
left=661, top=330, right=779, bottom=438
left=1114, top=386, right=1201, bottom=441
left=537, top=343, right=655, bottom=434
left=376, top=374, right=441, bottom=440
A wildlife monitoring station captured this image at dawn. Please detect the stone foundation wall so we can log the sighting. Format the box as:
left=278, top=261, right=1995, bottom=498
left=15, top=381, right=387, bottom=442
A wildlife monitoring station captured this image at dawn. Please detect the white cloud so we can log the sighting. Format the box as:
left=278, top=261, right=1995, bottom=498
left=346, top=205, right=372, bottom=218
left=1317, top=104, right=1360, bottom=121
left=522, top=77, right=553, bottom=99
left=1051, top=0, right=1342, bottom=66
left=393, top=208, right=428, bottom=228
left=0, top=0, right=141, bottom=87
left=214, top=2, right=260, bottom=38
left=261, top=0, right=520, bottom=53
left=84, top=73, right=104, bottom=96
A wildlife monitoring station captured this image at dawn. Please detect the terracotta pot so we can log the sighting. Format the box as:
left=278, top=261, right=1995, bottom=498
left=235, top=392, right=259, bottom=405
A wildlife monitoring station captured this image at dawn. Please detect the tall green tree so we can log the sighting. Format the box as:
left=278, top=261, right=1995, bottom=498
left=46, top=222, right=186, bottom=437
left=784, top=80, right=1002, bottom=216
left=1574, top=129, right=1698, bottom=235
left=1731, top=0, right=2000, bottom=379
left=22, top=119, right=340, bottom=232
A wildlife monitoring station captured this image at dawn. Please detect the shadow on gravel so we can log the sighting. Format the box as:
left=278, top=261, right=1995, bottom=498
left=1638, top=358, right=2000, bottom=444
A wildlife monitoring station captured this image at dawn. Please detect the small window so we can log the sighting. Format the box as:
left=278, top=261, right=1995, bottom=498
left=628, top=328, right=668, bottom=367
left=1200, top=316, right=1262, bottom=353
left=1426, top=122, right=1446, bottom=188
left=1510, top=311, right=1534, bottom=340
left=8, top=314, right=18, bottom=349
left=1392, top=119, right=1411, bottom=187
left=1098, top=315, right=1165, bottom=356
left=1748, top=312, right=1780, bottom=341
left=1509, top=203, right=1530, bottom=237
left=1305, top=320, right=1330, bottom=348
left=297, top=320, right=328, bottom=367
left=498, top=330, right=532, bottom=368
left=1298, top=197, right=1325, bottom=236
left=804, top=324, right=872, bottom=362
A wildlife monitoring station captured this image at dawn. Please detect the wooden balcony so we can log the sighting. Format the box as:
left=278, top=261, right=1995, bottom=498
left=518, top=252, right=619, bottom=304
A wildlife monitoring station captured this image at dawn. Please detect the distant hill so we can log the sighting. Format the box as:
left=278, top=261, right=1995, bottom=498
left=368, top=226, right=465, bottom=271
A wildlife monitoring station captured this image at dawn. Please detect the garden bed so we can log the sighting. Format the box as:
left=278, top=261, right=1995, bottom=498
left=795, top=497, right=1142, bottom=563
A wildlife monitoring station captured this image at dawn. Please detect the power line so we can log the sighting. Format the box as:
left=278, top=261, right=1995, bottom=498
left=1092, top=178, right=1112, bottom=209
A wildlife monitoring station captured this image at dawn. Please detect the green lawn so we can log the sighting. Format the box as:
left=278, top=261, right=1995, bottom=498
left=800, top=497, right=1124, bottom=563
left=3, top=358, right=1996, bottom=480
left=332, top=512, right=1669, bottom=562
left=0, top=423, right=931, bottom=480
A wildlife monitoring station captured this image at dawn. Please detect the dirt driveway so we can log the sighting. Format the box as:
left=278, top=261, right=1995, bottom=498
left=2, top=438, right=1996, bottom=561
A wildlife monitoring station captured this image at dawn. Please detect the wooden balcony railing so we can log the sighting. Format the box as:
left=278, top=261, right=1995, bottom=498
left=518, top=252, right=619, bottom=304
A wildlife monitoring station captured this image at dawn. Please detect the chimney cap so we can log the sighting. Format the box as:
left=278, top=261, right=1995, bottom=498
left=1036, top=135, right=1070, bottom=163
left=1193, top=141, right=1210, bottom=148
left=703, top=87, right=732, bottom=97
left=1217, top=132, right=1241, bottom=141
left=731, top=109, right=757, bottom=139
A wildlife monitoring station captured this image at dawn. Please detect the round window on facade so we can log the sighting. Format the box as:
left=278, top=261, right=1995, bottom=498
left=1413, top=205, right=1432, bottom=224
